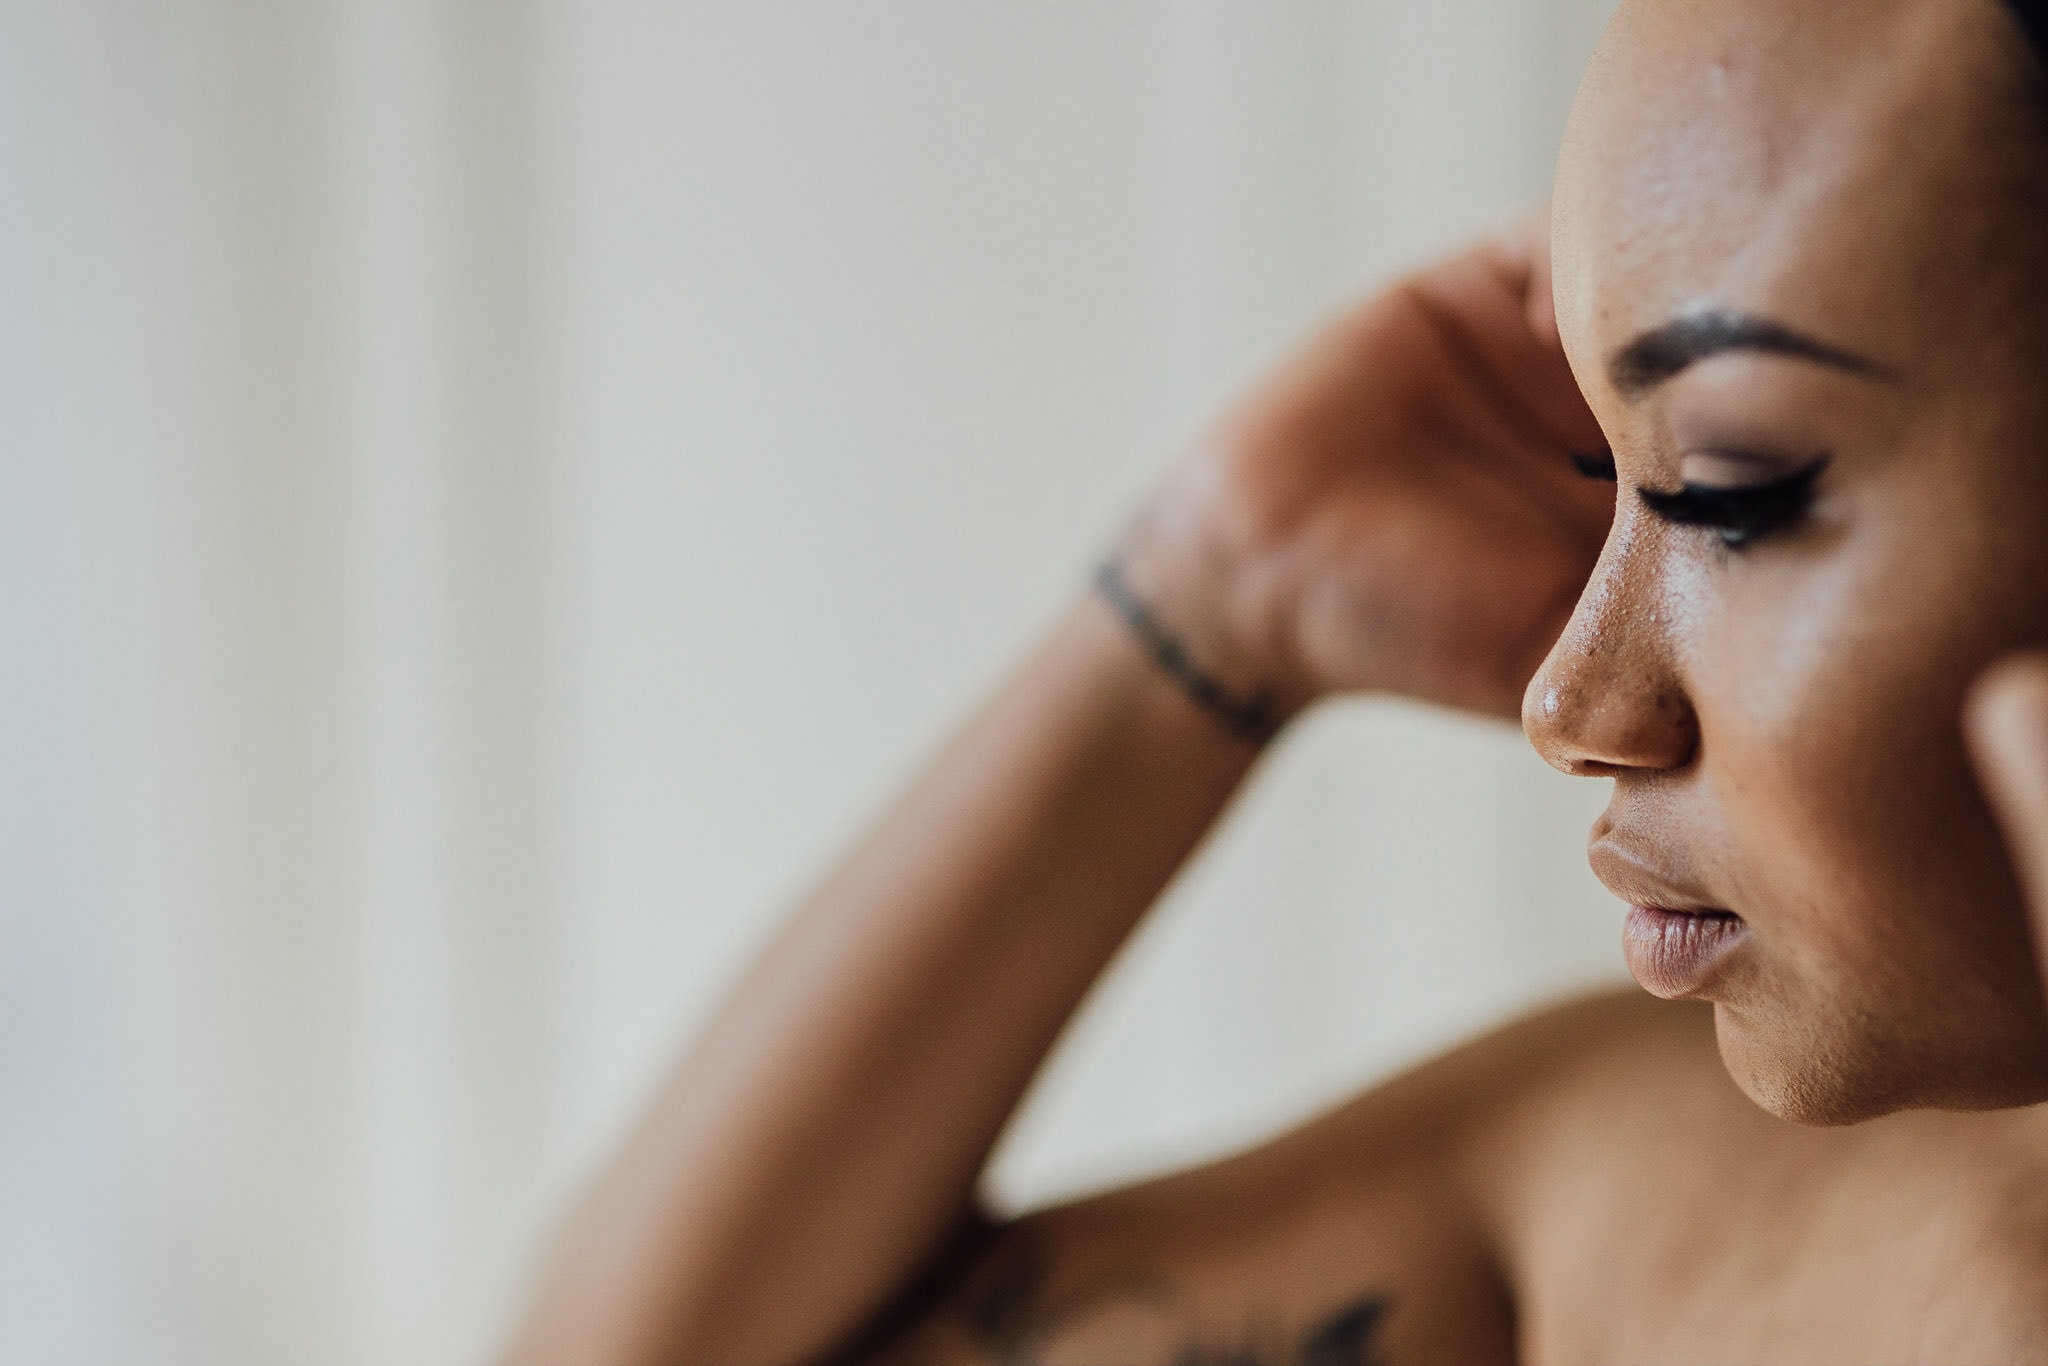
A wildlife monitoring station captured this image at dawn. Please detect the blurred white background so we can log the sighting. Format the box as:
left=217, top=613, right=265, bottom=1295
left=3, top=2, right=1624, bottom=1363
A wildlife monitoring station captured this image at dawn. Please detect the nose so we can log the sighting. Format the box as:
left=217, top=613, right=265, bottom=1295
left=1522, top=550, right=1698, bottom=777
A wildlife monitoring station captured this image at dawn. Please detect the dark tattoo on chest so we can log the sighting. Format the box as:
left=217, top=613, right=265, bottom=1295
left=944, top=1233, right=1392, bottom=1366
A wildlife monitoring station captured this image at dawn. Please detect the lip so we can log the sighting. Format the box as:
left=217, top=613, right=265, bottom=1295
left=1622, top=905, right=1749, bottom=999
left=1589, top=836, right=1748, bottom=999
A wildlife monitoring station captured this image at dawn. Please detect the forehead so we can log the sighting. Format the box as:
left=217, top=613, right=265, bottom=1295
left=1553, top=0, right=2032, bottom=391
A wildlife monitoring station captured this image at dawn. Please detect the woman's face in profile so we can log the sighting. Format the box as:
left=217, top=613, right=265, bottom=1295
left=1528, top=0, right=2048, bottom=1122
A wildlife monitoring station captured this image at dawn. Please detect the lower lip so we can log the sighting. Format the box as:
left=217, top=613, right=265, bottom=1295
left=1623, top=905, right=1749, bottom=999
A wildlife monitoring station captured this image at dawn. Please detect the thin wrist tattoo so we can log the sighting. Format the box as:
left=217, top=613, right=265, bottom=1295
left=1094, top=558, right=1282, bottom=744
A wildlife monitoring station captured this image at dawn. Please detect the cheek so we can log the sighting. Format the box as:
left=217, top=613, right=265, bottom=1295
left=1678, top=520, right=2020, bottom=989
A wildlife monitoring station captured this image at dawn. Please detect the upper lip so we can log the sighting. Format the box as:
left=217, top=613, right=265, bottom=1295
left=1587, top=835, right=1731, bottom=917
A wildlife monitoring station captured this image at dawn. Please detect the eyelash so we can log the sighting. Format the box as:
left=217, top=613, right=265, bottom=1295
left=1570, top=450, right=1826, bottom=549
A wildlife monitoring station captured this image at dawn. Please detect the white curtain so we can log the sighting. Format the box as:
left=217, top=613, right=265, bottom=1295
left=1, top=3, right=1620, bottom=1362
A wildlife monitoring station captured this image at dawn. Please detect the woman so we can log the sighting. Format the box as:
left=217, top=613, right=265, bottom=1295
left=505, top=0, right=2048, bottom=1360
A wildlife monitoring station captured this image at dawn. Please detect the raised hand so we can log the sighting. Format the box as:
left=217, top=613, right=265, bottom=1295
left=507, top=213, right=1615, bottom=1366
left=1120, top=212, right=1614, bottom=724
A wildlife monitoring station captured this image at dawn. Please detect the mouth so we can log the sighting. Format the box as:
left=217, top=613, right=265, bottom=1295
left=1622, top=905, right=1749, bottom=999
left=1588, top=834, right=1750, bottom=1000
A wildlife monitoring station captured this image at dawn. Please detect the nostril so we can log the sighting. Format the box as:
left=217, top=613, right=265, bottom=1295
left=1524, top=672, right=1698, bottom=777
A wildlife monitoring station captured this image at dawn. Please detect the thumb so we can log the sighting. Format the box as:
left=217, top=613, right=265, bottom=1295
left=1966, top=655, right=2048, bottom=967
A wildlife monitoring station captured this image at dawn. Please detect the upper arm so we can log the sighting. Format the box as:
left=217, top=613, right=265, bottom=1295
left=832, top=988, right=1679, bottom=1366
left=834, top=1063, right=1521, bottom=1366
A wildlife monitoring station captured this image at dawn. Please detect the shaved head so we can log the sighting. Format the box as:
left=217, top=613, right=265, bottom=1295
left=1534, top=0, right=2048, bottom=1124
left=1554, top=0, right=2048, bottom=423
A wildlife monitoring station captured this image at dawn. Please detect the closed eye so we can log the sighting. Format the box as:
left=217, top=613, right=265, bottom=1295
left=1571, top=450, right=1618, bottom=483
left=1637, top=457, right=1828, bottom=549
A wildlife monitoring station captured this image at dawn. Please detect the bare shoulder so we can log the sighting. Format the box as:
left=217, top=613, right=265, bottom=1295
left=852, top=999, right=2048, bottom=1365
left=845, top=989, right=1709, bottom=1366
left=1904, top=1103, right=2048, bottom=1349
left=1453, top=999, right=2048, bottom=1360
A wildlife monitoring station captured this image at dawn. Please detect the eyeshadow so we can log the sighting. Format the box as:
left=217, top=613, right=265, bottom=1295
left=1637, top=459, right=1828, bottom=548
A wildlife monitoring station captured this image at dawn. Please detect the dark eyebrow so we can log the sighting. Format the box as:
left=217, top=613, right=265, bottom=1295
left=1608, top=308, right=1894, bottom=400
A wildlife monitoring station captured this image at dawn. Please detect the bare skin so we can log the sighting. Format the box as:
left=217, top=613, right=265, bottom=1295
left=502, top=2, right=2048, bottom=1363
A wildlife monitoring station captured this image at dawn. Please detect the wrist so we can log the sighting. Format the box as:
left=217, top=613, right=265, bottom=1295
left=1094, top=559, right=1284, bottom=744
left=1104, top=494, right=1316, bottom=740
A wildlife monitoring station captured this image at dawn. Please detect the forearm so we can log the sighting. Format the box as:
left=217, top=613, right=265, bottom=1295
left=502, top=216, right=1604, bottom=1366
left=502, top=590, right=1260, bottom=1366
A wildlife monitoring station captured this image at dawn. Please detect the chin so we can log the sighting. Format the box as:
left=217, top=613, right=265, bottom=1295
left=1713, top=1011, right=1904, bottom=1127
left=1709, top=1002, right=2048, bottom=1127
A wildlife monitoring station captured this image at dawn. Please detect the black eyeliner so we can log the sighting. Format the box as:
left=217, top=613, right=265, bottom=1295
left=1572, top=450, right=1619, bottom=482
left=1637, top=457, right=1828, bottom=548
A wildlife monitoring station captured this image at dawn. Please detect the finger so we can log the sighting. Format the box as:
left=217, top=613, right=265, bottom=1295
left=1513, top=204, right=1564, bottom=350
left=1472, top=204, right=1564, bottom=358
left=1412, top=247, right=1605, bottom=458
left=1450, top=217, right=1604, bottom=449
left=1386, top=258, right=1613, bottom=546
left=1493, top=205, right=1589, bottom=440
left=1965, top=655, right=2048, bottom=948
